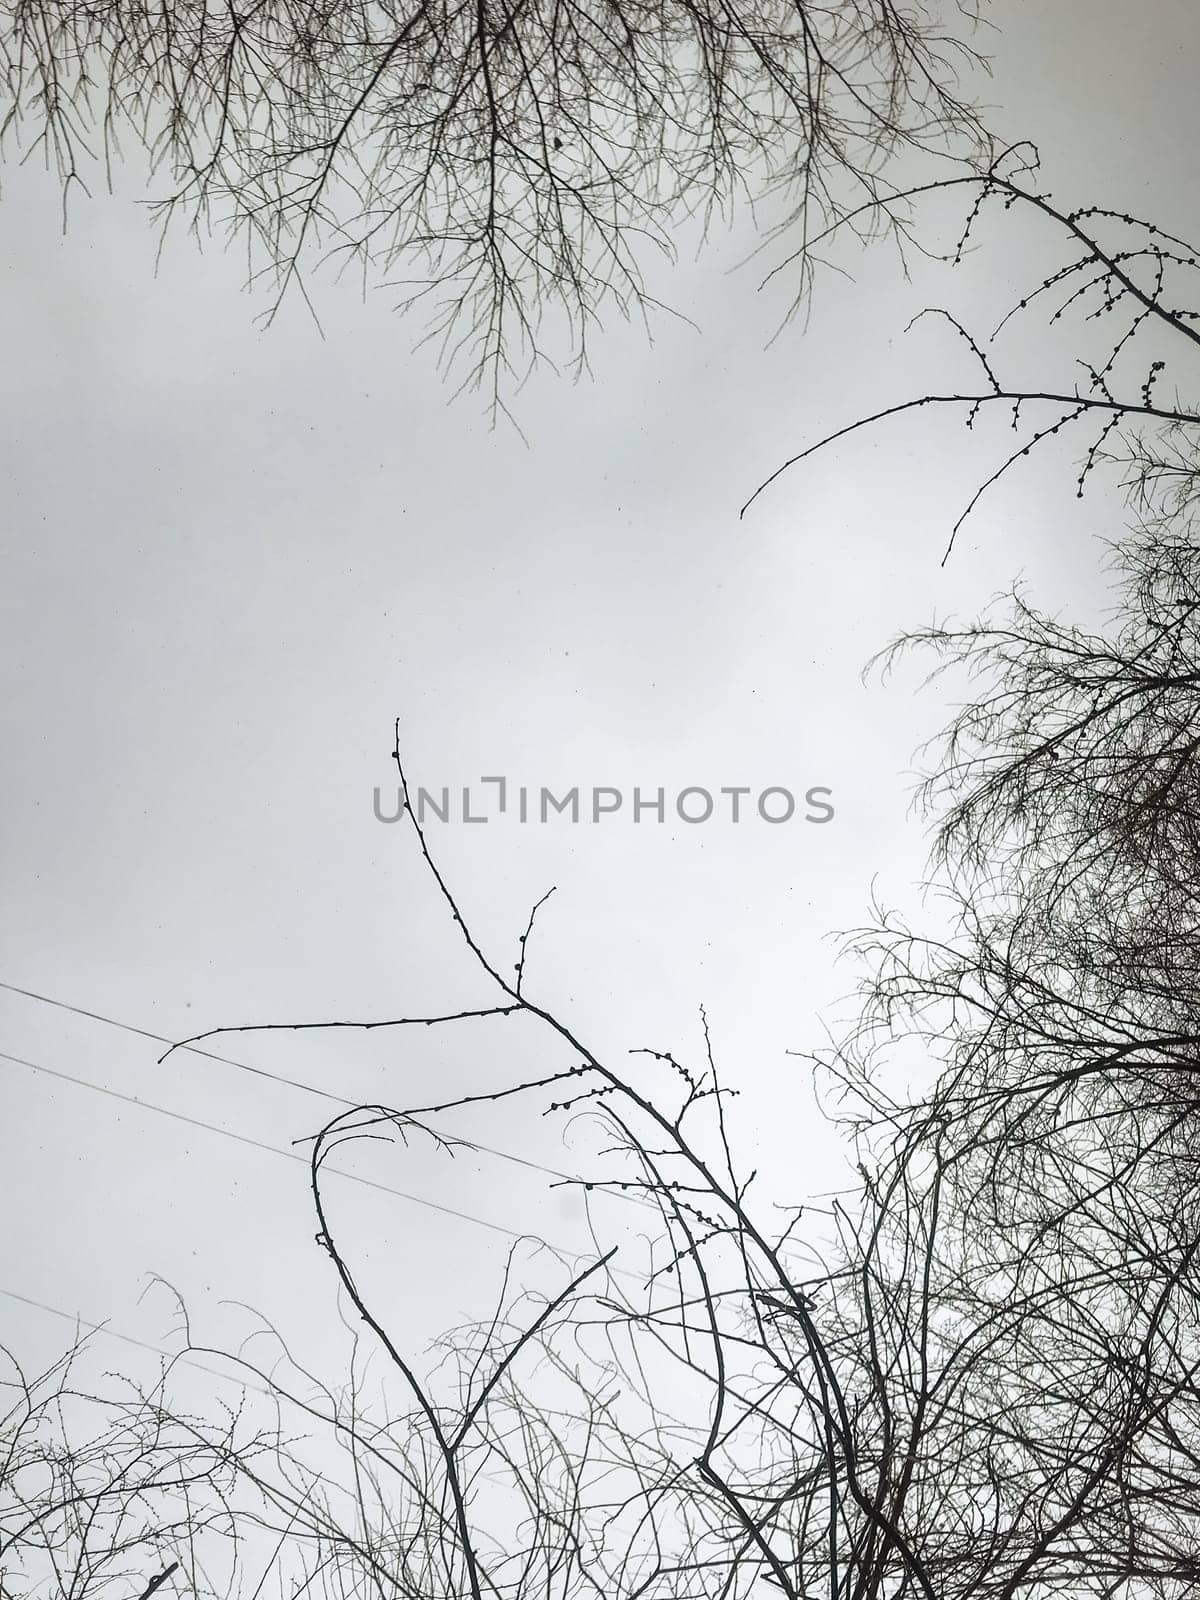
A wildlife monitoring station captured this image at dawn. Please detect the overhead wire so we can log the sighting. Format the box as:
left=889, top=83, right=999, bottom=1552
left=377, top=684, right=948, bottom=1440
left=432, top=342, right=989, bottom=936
left=0, top=1046, right=581, bottom=1247
left=0, top=978, right=584, bottom=1190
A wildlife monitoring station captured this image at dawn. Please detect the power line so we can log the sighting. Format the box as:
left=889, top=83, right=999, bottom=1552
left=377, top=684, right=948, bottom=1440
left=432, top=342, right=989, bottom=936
left=1, top=1048, right=644, bottom=1385
left=3, top=1044, right=647, bottom=1283
left=0, top=978, right=589, bottom=1192
left=0, top=1047, right=578, bottom=1249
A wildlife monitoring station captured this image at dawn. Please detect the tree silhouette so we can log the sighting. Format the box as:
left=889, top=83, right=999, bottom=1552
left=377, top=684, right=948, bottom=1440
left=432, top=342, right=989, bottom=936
left=14, top=42, right=1200, bottom=1600
left=0, top=0, right=987, bottom=402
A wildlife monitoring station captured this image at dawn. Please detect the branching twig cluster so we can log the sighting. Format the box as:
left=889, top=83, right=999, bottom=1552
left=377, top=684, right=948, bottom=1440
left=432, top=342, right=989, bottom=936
left=1, top=0, right=986, bottom=404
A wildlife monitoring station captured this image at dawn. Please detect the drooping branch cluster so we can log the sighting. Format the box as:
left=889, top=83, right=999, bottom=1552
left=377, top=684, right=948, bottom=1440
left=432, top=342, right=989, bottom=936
left=749, top=146, right=1200, bottom=560
left=0, top=1338, right=280, bottom=1600
left=0, top=0, right=985, bottom=399
left=813, top=484, right=1200, bottom=1595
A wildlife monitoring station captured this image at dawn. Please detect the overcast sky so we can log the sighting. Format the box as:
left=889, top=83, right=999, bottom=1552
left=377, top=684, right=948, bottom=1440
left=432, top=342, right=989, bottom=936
left=2, top=0, right=1198, bottom=1402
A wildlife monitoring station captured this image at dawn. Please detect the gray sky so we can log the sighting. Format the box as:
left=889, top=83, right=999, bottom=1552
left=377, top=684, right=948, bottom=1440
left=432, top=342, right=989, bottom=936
left=2, top=0, right=1198, bottom=1397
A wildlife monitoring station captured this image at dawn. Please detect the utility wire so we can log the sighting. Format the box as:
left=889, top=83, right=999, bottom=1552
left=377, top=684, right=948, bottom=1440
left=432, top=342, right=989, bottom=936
left=0, top=1048, right=575, bottom=1247
left=0, top=978, right=582, bottom=1190
left=1, top=1046, right=645, bottom=1284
